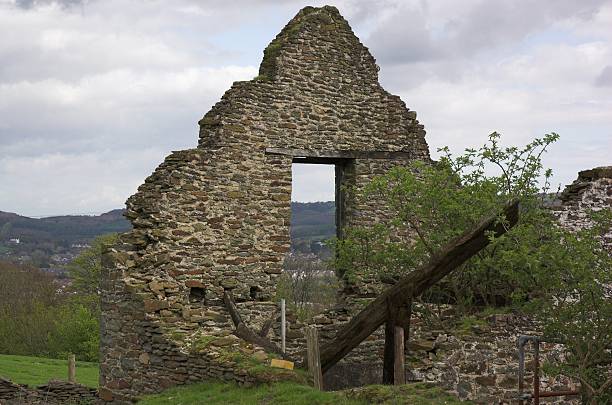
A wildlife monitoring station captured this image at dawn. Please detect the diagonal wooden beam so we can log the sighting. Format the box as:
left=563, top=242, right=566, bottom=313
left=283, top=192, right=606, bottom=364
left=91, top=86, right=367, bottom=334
left=319, top=199, right=520, bottom=373
left=223, top=291, right=293, bottom=360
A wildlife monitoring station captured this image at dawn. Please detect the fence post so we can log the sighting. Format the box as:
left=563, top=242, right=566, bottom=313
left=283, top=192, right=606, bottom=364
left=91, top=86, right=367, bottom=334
left=281, top=298, right=286, bottom=353
left=68, top=354, right=76, bottom=383
left=393, top=326, right=405, bottom=385
left=533, top=339, right=540, bottom=405
left=306, top=326, right=323, bottom=391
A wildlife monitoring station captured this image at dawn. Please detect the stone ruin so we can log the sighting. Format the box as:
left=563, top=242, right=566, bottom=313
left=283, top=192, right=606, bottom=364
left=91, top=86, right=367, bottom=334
left=100, top=6, right=429, bottom=402
left=99, top=5, right=611, bottom=404
left=0, top=378, right=97, bottom=404
left=553, top=166, right=612, bottom=250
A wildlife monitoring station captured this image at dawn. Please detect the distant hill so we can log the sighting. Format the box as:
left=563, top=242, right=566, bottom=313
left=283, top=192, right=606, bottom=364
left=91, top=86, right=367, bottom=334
left=0, top=209, right=130, bottom=246
left=0, top=202, right=336, bottom=264
left=290, top=201, right=335, bottom=255
left=290, top=201, right=335, bottom=240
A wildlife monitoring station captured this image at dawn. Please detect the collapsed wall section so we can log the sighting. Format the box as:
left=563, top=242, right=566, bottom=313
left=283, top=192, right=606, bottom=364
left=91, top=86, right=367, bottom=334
left=553, top=166, right=612, bottom=250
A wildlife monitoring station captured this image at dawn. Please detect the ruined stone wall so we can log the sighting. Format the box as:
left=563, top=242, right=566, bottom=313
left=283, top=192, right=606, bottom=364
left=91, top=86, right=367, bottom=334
left=100, top=6, right=430, bottom=402
left=553, top=166, right=612, bottom=250
left=0, top=378, right=98, bottom=404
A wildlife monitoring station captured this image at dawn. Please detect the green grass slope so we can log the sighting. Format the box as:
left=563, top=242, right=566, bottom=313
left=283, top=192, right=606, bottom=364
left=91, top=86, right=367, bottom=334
left=139, top=381, right=473, bottom=405
left=0, top=354, right=98, bottom=388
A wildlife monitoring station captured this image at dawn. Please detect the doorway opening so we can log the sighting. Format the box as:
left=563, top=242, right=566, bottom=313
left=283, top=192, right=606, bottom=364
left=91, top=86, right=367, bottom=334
left=284, top=157, right=351, bottom=318
left=290, top=158, right=349, bottom=257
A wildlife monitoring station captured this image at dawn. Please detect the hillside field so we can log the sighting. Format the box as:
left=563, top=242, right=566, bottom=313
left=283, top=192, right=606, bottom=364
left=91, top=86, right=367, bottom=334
left=0, top=354, right=98, bottom=388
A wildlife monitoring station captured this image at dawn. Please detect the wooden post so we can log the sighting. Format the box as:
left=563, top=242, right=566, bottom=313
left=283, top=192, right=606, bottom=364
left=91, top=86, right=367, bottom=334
left=383, top=302, right=411, bottom=384
left=533, top=339, right=540, bottom=405
left=306, top=326, right=323, bottom=391
left=393, top=326, right=405, bottom=385
left=281, top=299, right=286, bottom=353
left=68, top=354, right=76, bottom=383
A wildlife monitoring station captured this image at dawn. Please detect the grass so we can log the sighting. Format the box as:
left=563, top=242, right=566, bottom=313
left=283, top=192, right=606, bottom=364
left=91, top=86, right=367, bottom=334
left=453, top=315, right=489, bottom=336
left=0, top=354, right=98, bottom=388
left=347, top=383, right=474, bottom=405
left=139, top=381, right=473, bottom=405
left=139, top=381, right=362, bottom=405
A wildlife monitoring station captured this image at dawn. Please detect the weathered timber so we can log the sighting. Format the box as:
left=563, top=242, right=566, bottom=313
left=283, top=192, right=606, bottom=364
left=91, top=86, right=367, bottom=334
left=68, top=354, right=76, bottom=383
left=382, top=301, right=412, bottom=384
left=393, top=326, right=405, bottom=385
left=319, top=199, right=520, bottom=373
left=258, top=311, right=276, bottom=337
left=223, top=291, right=290, bottom=359
left=306, top=327, right=324, bottom=391
left=265, top=147, right=414, bottom=161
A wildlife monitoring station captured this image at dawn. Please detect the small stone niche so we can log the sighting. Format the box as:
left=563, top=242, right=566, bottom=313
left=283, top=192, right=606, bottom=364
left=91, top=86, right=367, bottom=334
left=189, top=287, right=206, bottom=303
left=249, top=286, right=262, bottom=301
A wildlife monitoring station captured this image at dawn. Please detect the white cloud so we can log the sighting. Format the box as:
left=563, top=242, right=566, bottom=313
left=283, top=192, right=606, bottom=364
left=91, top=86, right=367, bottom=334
left=0, top=0, right=611, bottom=215
left=292, top=164, right=335, bottom=203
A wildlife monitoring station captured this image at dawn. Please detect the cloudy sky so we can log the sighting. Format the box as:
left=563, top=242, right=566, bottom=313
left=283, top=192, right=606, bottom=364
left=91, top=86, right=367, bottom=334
left=1, top=0, right=611, bottom=217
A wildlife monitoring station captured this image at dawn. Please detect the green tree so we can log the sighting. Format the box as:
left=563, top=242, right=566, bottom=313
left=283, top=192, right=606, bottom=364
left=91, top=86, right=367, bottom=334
left=539, top=210, right=612, bottom=405
left=333, top=132, right=560, bottom=308
left=332, top=133, right=611, bottom=403
left=48, top=304, right=100, bottom=362
left=66, top=233, right=118, bottom=298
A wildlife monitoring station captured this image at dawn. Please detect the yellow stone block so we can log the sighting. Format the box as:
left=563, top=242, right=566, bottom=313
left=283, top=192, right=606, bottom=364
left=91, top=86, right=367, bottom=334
left=270, top=359, right=294, bottom=370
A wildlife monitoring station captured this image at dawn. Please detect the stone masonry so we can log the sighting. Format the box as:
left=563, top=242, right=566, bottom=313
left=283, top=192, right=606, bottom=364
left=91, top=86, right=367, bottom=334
left=553, top=166, right=612, bottom=251
left=99, top=6, right=430, bottom=402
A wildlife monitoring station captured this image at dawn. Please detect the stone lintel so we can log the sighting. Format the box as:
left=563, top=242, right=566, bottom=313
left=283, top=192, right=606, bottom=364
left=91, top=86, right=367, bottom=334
left=265, top=147, right=413, bottom=162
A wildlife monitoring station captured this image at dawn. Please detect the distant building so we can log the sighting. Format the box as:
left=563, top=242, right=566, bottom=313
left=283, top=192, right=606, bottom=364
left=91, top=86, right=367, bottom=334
left=71, top=243, right=90, bottom=248
left=8, top=238, right=20, bottom=244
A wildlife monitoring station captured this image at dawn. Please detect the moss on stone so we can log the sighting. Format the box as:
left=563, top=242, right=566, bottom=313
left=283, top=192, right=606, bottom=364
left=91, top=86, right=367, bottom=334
left=191, top=335, right=216, bottom=352
left=453, top=315, right=489, bottom=336
left=167, top=330, right=187, bottom=341
left=199, top=116, right=220, bottom=126
left=257, top=6, right=340, bottom=80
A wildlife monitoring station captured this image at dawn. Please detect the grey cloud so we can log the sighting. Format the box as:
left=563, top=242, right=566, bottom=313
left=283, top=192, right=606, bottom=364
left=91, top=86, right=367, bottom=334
left=367, top=0, right=607, bottom=66
left=15, top=0, right=89, bottom=9
left=448, top=0, right=606, bottom=57
left=366, top=7, right=442, bottom=64
left=595, top=65, right=612, bottom=87
left=0, top=0, right=610, bottom=215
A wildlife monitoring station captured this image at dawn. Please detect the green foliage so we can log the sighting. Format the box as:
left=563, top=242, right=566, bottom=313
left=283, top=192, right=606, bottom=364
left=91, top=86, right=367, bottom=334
left=538, top=210, right=612, bottom=404
left=453, top=315, right=488, bottom=336
left=331, top=132, right=611, bottom=402
left=138, top=381, right=471, bottom=405
left=0, top=234, right=114, bottom=362
left=332, top=132, right=560, bottom=308
left=0, top=354, right=98, bottom=388
left=0, top=262, right=60, bottom=357
left=47, top=304, right=100, bottom=362
left=66, top=233, right=118, bottom=298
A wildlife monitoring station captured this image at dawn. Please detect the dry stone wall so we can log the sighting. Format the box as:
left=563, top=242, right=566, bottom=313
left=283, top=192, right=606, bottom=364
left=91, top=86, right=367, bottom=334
left=0, top=378, right=97, bottom=404
left=100, top=6, right=430, bottom=403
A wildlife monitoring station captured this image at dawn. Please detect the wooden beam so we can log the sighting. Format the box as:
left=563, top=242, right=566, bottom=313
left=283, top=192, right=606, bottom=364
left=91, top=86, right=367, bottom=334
left=383, top=301, right=411, bottom=384
left=394, top=326, right=405, bottom=385
left=265, top=147, right=413, bottom=161
left=319, top=199, right=520, bottom=373
left=306, top=327, right=323, bottom=391
left=223, top=291, right=291, bottom=359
